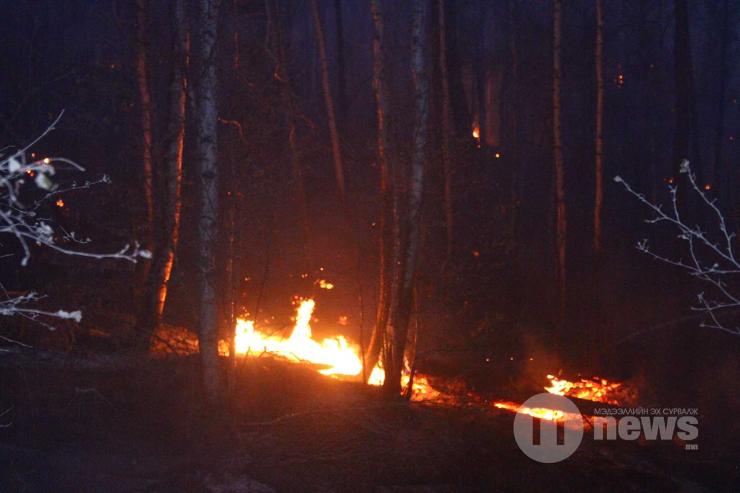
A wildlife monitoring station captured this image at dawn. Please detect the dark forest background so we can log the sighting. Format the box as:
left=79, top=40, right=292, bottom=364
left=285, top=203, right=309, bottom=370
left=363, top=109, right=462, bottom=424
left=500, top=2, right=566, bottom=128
left=1, top=0, right=738, bottom=376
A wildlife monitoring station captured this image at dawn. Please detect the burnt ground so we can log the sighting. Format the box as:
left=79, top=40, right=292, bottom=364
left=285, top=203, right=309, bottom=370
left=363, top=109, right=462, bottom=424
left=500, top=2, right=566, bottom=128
left=0, top=353, right=738, bottom=493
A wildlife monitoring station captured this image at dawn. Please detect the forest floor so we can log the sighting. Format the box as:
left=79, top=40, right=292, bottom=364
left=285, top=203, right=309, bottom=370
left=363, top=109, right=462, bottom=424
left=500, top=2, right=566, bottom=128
left=0, top=352, right=737, bottom=492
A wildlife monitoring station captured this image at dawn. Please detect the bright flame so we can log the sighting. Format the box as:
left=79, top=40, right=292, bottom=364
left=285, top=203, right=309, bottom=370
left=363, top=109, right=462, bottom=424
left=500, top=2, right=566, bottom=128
left=494, top=373, right=630, bottom=421
left=494, top=401, right=565, bottom=421
left=472, top=124, right=480, bottom=140
left=233, top=299, right=436, bottom=398
left=55, top=199, right=65, bottom=208
left=544, top=374, right=622, bottom=405
left=234, top=299, right=362, bottom=376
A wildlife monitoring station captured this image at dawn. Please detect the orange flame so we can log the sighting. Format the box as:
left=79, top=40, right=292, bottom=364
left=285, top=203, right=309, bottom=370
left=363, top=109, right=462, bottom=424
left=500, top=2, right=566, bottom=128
left=234, top=299, right=362, bottom=376
left=233, top=299, right=435, bottom=398
left=544, top=374, right=622, bottom=405
left=494, top=374, right=629, bottom=420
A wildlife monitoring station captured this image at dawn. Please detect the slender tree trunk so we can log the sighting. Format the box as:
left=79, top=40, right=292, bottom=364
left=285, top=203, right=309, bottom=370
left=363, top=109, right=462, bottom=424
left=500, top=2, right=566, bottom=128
left=365, top=0, right=393, bottom=381
left=134, top=0, right=155, bottom=295
left=311, top=0, right=346, bottom=200
left=594, top=0, right=604, bottom=255
left=195, top=0, right=221, bottom=403
left=134, top=0, right=188, bottom=352
left=553, top=0, right=566, bottom=321
left=335, top=0, right=347, bottom=127
left=383, top=0, right=430, bottom=396
left=438, top=0, right=453, bottom=260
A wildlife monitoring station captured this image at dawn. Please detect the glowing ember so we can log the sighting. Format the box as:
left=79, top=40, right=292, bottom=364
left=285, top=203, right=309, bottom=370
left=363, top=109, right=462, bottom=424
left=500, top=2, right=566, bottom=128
left=494, top=401, right=565, bottom=421
left=317, top=279, right=334, bottom=290
left=234, top=299, right=362, bottom=376
left=544, top=374, right=622, bottom=405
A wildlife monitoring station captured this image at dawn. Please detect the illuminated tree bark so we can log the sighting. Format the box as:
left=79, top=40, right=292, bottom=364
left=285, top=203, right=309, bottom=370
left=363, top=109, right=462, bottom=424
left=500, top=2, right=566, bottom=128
left=195, top=0, right=221, bottom=402
left=553, top=0, right=567, bottom=320
left=384, top=0, right=430, bottom=396
left=311, top=0, right=346, bottom=200
left=594, top=0, right=604, bottom=255
left=365, top=0, right=393, bottom=382
left=135, top=0, right=188, bottom=352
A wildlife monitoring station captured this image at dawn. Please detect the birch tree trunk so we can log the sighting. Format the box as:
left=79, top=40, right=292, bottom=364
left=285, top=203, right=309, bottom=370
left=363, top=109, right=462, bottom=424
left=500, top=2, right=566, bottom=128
left=438, top=0, right=453, bottom=260
left=134, top=0, right=154, bottom=294
left=594, top=0, right=604, bottom=255
left=135, top=0, right=188, bottom=352
left=310, top=0, right=346, bottom=200
left=195, top=0, right=221, bottom=403
left=383, top=0, right=430, bottom=396
left=365, top=0, right=393, bottom=381
left=553, top=0, right=567, bottom=321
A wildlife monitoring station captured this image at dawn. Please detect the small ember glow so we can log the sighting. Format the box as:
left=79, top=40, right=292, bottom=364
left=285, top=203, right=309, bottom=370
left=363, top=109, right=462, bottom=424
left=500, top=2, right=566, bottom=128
left=55, top=199, right=65, bottom=208
left=317, top=279, right=334, bottom=290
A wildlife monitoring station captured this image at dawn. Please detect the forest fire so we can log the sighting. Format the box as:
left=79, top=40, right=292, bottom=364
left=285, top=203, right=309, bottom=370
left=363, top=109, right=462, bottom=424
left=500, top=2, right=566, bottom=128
left=233, top=298, right=362, bottom=377
left=494, top=373, right=632, bottom=421
left=544, top=374, right=624, bottom=405
left=232, top=298, right=435, bottom=398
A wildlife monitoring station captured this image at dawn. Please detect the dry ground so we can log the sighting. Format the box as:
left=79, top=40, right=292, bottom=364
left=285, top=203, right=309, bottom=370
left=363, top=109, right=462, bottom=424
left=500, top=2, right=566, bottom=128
left=0, top=354, right=737, bottom=492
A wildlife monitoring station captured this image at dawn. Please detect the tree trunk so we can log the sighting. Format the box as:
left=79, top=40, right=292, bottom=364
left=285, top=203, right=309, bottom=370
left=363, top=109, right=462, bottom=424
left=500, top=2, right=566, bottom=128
left=134, top=0, right=155, bottom=297
left=195, top=0, right=221, bottom=403
left=134, top=0, right=188, bottom=352
left=553, top=0, right=566, bottom=321
left=334, top=0, right=347, bottom=127
left=438, top=0, right=453, bottom=260
left=383, top=0, right=430, bottom=396
left=311, top=0, right=346, bottom=200
left=594, top=0, right=604, bottom=255
left=365, top=0, right=393, bottom=382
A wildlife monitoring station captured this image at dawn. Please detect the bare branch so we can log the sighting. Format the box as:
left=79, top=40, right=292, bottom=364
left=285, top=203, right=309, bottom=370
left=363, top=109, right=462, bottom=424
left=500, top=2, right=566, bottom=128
left=615, top=161, right=740, bottom=335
